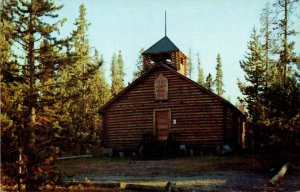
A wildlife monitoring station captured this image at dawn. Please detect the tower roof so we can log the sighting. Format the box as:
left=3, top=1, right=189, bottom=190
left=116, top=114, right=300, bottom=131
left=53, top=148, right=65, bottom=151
left=142, top=36, right=179, bottom=55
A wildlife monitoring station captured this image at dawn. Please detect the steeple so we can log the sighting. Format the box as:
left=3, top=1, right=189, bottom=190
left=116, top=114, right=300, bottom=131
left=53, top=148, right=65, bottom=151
left=142, top=36, right=188, bottom=76
left=141, top=11, right=188, bottom=75
left=141, top=12, right=188, bottom=76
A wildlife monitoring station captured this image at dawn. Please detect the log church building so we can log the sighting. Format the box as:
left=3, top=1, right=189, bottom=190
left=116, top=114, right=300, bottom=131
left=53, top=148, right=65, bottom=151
left=99, top=35, right=248, bottom=156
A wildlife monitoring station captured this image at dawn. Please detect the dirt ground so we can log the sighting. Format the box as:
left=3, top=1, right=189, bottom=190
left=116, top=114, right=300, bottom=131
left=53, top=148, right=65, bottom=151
left=55, top=155, right=300, bottom=191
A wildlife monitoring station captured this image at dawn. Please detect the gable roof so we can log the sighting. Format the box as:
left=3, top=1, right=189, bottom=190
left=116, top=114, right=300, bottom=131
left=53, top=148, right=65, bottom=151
left=142, top=36, right=180, bottom=55
left=99, top=63, right=245, bottom=117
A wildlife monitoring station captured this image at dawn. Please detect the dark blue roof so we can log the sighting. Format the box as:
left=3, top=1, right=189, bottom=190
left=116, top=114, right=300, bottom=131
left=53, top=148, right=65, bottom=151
left=142, top=36, right=179, bottom=55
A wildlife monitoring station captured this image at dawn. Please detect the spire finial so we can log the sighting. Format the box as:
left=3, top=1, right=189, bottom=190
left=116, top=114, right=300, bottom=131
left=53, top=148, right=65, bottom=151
left=165, top=10, right=167, bottom=36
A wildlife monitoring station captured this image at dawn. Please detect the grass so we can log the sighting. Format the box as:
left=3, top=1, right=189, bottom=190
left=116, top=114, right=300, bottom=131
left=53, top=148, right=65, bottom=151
left=54, top=154, right=261, bottom=178
left=53, top=155, right=263, bottom=191
left=3, top=154, right=299, bottom=191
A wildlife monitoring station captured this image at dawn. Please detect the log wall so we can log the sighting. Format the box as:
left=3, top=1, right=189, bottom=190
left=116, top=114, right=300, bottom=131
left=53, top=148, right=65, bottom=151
left=102, top=65, right=245, bottom=151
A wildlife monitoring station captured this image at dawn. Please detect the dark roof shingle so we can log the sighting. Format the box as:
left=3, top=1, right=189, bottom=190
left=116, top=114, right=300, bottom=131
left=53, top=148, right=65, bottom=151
left=142, top=36, right=179, bottom=55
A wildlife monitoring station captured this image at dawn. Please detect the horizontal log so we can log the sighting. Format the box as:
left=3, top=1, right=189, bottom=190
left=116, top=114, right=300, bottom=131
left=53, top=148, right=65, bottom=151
left=57, top=155, right=93, bottom=160
left=105, top=113, right=225, bottom=121
left=106, top=112, right=225, bottom=120
left=107, top=101, right=224, bottom=111
left=268, top=162, right=290, bottom=187
left=124, top=182, right=175, bottom=191
left=106, top=132, right=224, bottom=140
left=105, top=119, right=228, bottom=125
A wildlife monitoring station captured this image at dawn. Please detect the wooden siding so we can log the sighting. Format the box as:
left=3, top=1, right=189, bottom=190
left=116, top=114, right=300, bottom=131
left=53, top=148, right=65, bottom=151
left=102, top=65, right=244, bottom=151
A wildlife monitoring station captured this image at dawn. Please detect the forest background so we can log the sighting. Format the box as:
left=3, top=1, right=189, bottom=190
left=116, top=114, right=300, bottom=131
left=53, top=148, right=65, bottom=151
left=1, top=0, right=299, bottom=191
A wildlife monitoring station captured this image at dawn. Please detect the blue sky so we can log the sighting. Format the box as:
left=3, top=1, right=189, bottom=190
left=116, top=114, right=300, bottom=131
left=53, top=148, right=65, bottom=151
left=57, top=0, right=300, bottom=103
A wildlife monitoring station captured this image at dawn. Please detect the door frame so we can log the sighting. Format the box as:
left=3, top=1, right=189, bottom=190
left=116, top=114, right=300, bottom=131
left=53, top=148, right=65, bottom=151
left=153, top=109, right=171, bottom=140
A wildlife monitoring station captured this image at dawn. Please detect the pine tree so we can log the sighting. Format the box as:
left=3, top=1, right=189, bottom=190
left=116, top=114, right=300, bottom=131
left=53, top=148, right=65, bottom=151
left=92, top=50, right=111, bottom=106
left=73, top=4, right=90, bottom=59
left=238, top=2, right=300, bottom=150
left=111, top=52, right=119, bottom=96
left=273, top=0, right=300, bottom=79
left=38, top=39, right=63, bottom=106
left=0, top=4, right=26, bottom=187
left=237, top=28, right=269, bottom=151
left=238, top=28, right=266, bottom=123
left=111, top=50, right=125, bottom=96
left=117, top=50, right=125, bottom=90
left=259, top=2, right=275, bottom=86
left=187, top=48, right=193, bottom=79
left=1, top=0, right=66, bottom=190
left=82, top=50, right=111, bottom=148
left=69, top=3, right=91, bottom=139
left=215, top=53, right=225, bottom=96
left=262, top=75, right=300, bottom=148
left=133, top=48, right=145, bottom=80
left=205, top=73, right=214, bottom=91
left=256, top=0, right=300, bottom=148
left=196, top=53, right=205, bottom=86
left=61, top=3, right=102, bottom=154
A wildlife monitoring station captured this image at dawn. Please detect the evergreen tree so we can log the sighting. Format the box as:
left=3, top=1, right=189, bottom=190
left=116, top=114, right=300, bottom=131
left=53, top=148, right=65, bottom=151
left=133, top=48, right=144, bottom=80
left=238, top=28, right=266, bottom=123
left=69, top=3, right=91, bottom=140
left=256, top=0, right=300, bottom=148
left=1, top=0, right=66, bottom=190
left=117, top=50, right=125, bottom=90
left=111, top=50, right=125, bottom=96
left=62, top=3, right=101, bottom=154
left=238, top=2, right=300, bottom=150
left=187, top=48, right=193, bottom=79
left=111, top=52, right=119, bottom=96
left=73, top=4, right=90, bottom=59
left=205, top=73, right=214, bottom=91
left=259, top=2, right=275, bottom=86
left=92, top=50, right=111, bottom=106
left=196, top=53, right=205, bottom=86
left=215, top=53, right=225, bottom=96
left=38, top=39, right=63, bottom=107
left=273, top=0, right=300, bottom=79
left=262, top=75, right=300, bottom=148
left=82, top=49, right=111, bottom=148
left=1, top=4, right=26, bottom=188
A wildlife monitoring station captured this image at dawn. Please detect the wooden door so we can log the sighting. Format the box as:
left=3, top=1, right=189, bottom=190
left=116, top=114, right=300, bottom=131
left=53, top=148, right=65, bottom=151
left=154, top=110, right=171, bottom=141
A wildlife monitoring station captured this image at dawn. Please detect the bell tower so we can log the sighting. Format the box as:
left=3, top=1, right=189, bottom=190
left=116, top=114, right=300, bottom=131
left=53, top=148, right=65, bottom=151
left=141, top=12, right=188, bottom=76
left=142, top=36, right=188, bottom=76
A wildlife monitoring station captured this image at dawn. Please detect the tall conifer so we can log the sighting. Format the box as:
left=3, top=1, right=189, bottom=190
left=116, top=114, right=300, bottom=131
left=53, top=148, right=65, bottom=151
left=205, top=73, right=214, bottom=91
left=1, top=0, right=66, bottom=190
left=187, top=48, right=193, bottom=79
left=238, top=28, right=266, bottom=122
left=111, top=52, right=119, bottom=96
left=197, top=53, right=205, bottom=86
left=111, top=50, right=125, bottom=96
left=62, top=3, right=102, bottom=154
left=117, top=50, right=125, bottom=90
left=273, top=0, right=300, bottom=79
left=133, top=48, right=145, bottom=80
left=260, top=2, right=275, bottom=86
left=215, top=53, right=224, bottom=96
